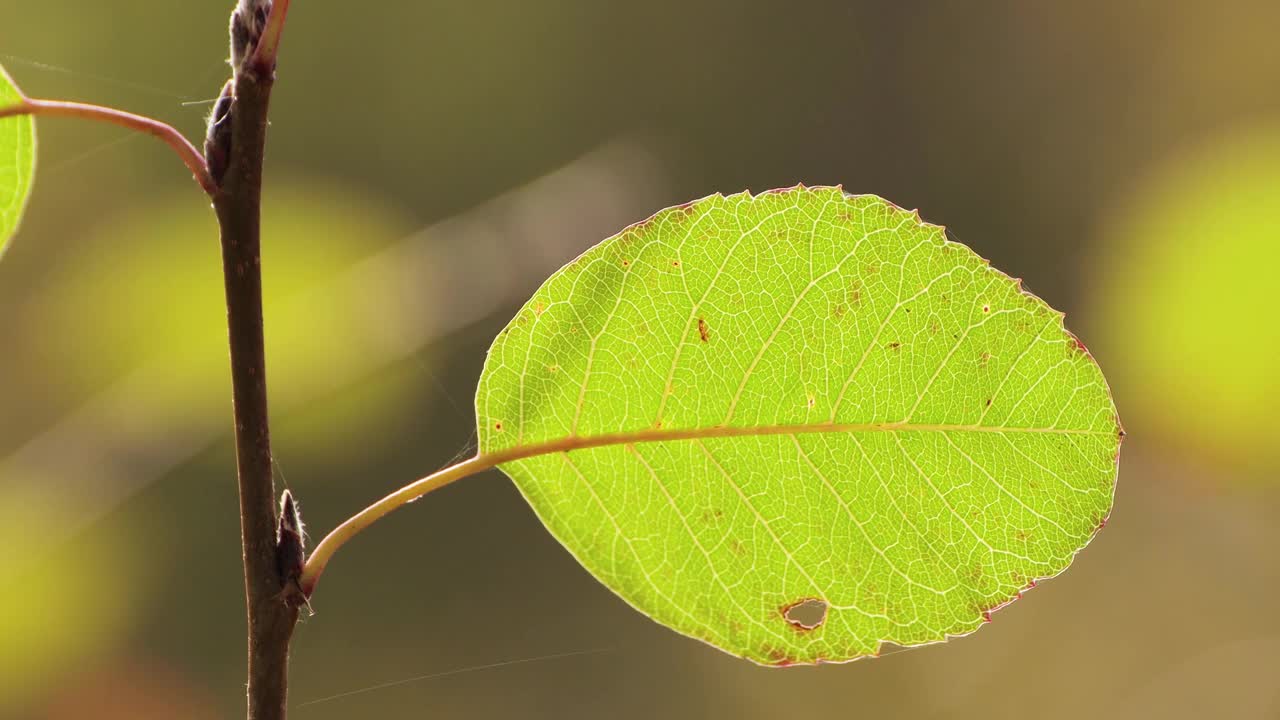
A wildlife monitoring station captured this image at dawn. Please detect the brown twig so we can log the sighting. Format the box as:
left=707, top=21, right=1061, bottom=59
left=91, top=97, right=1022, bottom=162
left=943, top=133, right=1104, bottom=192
left=213, top=3, right=299, bottom=717
left=0, top=98, right=216, bottom=196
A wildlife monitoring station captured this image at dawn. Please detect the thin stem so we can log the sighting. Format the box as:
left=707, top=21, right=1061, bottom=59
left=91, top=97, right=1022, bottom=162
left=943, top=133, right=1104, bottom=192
left=0, top=98, right=216, bottom=196
left=299, top=419, right=1111, bottom=595
left=252, top=0, right=292, bottom=71
left=300, top=454, right=490, bottom=596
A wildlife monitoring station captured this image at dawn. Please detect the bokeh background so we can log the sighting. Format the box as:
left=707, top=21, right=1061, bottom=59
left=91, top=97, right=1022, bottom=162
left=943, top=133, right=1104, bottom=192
left=1, top=2, right=1277, bottom=718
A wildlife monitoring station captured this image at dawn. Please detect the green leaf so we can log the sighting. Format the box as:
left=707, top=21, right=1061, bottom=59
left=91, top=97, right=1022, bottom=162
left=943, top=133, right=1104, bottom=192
left=0, top=64, right=35, bottom=258
left=476, top=187, right=1120, bottom=665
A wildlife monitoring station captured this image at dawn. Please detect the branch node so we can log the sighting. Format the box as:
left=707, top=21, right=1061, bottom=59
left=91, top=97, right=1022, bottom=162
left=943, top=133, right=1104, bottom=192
left=231, top=0, right=290, bottom=79
left=275, top=489, right=307, bottom=588
left=204, top=80, right=235, bottom=187
left=231, top=0, right=273, bottom=73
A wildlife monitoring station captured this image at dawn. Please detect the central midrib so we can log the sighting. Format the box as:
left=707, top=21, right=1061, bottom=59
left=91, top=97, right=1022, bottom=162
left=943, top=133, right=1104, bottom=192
left=487, top=419, right=1114, bottom=465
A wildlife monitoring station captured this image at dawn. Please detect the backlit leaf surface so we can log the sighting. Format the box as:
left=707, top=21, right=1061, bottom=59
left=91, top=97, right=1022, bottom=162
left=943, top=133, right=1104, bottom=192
left=477, top=187, right=1120, bottom=665
left=0, top=64, right=35, bottom=258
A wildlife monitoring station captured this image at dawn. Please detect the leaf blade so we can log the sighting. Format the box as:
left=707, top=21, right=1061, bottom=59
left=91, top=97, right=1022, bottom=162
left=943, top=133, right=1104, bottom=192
left=0, top=64, right=36, bottom=259
left=477, top=187, right=1119, bottom=664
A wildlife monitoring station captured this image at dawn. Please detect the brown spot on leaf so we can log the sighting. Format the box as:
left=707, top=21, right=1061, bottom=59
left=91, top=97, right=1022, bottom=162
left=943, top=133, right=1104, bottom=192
left=697, top=318, right=710, bottom=343
left=763, top=645, right=792, bottom=665
left=887, top=341, right=902, bottom=351
left=982, top=304, right=990, bottom=313
left=979, top=351, right=992, bottom=368
left=534, top=302, right=546, bottom=316
left=621, top=259, right=630, bottom=268
left=493, top=421, right=504, bottom=432
left=1095, top=511, right=1110, bottom=531
left=671, top=260, right=681, bottom=267
left=847, top=279, right=863, bottom=306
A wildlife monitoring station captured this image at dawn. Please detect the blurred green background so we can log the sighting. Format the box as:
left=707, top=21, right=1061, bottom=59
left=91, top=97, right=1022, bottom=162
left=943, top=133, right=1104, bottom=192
left=1, top=2, right=1277, bottom=718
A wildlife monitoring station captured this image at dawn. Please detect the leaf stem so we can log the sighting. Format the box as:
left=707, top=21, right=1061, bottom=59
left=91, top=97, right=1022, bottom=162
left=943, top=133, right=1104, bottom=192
left=299, top=419, right=1110, bottom=595
left=300, top=454, right=492, bottom=596
left=0, top=98, right=216, bottom=196
left=252, top=0, right=292, bottom=72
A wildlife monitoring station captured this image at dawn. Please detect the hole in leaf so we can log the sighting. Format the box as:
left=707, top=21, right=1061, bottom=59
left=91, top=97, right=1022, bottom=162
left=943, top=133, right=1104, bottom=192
left=783, top=598, right=828, bottom=630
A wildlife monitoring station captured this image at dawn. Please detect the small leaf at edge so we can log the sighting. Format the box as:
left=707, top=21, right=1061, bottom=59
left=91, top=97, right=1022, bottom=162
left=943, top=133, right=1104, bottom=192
left=0, top=63, right=35, bottom=259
